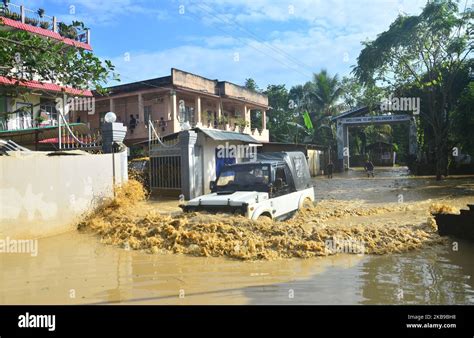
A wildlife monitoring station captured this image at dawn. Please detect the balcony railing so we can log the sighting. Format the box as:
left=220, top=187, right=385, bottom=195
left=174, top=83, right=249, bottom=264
left=0, top=2, right=90, bottom=45
left=0, top=113, right=58, bottom=132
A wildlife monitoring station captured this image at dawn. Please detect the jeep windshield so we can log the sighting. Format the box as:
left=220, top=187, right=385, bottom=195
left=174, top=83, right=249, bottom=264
left=215, top=164, right=271, bottom=193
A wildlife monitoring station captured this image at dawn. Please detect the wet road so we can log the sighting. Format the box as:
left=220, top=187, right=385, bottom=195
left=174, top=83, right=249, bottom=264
left=1, top=167, right=473, bottom=305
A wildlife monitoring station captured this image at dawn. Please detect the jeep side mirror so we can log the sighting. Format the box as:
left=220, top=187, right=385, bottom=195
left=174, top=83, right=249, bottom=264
left=210, top=181, right=216, bottom=191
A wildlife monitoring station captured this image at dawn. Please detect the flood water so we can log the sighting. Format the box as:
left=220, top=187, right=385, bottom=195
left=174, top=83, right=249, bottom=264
left=1, top=167, right=473, bottom=305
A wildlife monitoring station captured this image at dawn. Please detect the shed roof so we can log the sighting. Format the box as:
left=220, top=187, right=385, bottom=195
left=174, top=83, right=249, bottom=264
left=196, top=128, right=260, bottom=143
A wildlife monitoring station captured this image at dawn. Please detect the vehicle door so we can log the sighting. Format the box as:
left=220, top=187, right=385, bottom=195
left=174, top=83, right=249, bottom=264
left=270, top=165, right=298, bottom=217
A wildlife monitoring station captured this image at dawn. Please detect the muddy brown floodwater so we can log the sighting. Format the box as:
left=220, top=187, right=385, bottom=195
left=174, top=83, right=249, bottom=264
left=1, top=167, right=473, bottom=304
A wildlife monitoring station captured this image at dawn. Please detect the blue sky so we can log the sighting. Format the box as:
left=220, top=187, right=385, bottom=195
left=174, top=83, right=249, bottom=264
left=21, top=0, right=428, bottom=89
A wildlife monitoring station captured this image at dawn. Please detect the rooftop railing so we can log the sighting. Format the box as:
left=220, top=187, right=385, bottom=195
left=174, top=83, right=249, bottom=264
left=0, top=2, right=90, bottom=45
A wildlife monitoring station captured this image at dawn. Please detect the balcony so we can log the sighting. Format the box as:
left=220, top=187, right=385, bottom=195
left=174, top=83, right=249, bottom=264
left=0, top=112, right=58, bottom=132
left=0, top=2, right=91, bottom=50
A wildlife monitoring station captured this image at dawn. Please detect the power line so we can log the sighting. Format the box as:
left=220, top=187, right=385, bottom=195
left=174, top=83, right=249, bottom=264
left=104, top=10, right=313, bottom=94
left=185, top=4, right=314, bottom=80
left=192, top=2, right=316, bottom=76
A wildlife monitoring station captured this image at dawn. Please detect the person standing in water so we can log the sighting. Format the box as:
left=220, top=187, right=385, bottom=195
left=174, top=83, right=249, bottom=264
left=326, top=161, right=334, bottom=179
left=364, top=160, right=375, bottom=177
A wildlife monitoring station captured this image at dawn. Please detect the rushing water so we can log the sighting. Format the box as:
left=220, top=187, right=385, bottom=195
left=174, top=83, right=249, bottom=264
left=0, top=167, right=473, bottom=305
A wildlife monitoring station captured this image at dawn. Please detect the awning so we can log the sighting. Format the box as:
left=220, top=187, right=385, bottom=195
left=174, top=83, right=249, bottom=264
left=0, top=76, right=93, bottom=97
left=132, top=127, right=262, bottom=146
left=197, top=128, right=260, bottom=143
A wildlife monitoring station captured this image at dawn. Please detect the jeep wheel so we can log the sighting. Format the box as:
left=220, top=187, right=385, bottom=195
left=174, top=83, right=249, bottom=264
left=257, top=213, right=272, bottom=221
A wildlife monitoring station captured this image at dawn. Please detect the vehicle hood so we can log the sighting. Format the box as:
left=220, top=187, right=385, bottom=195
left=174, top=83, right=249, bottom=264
left=187, top=191, right=269, bottom=207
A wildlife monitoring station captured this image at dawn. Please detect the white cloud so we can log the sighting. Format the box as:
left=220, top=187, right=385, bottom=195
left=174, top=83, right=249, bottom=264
left=48, top=0, right=170, bottom=25
left=187, top=0, right=425, bottom=27
left=106, top=0, right=427, bottom=88
left=181, top=35, right=239, bottom=48
left=106, top=29, right=370, bottom=89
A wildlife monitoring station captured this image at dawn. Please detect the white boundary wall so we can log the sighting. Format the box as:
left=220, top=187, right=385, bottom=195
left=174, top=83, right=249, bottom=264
left=0, top=150, right=128, bottom=238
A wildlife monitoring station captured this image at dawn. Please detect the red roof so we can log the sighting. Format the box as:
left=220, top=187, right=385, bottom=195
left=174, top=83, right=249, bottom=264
left=0, top=16, right=92, bottom=51
left=0, top=76, right=93, bottom=97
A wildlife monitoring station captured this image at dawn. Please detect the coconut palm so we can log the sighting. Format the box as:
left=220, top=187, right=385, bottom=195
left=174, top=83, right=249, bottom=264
left=307, top=69, right=344, bottom=118
left=299, top=70, right=344, bottom=146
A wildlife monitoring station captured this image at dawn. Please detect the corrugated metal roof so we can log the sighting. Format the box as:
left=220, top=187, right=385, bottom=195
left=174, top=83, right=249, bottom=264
left=197, top=128, right=260, bottom=143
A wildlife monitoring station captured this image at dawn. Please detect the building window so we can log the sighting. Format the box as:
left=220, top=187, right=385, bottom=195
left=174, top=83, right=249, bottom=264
left=178, top=100, right=196, bottom=125
left=14, top=102, right=33, bottom=130
left=39, top=101, right=58, bottom=125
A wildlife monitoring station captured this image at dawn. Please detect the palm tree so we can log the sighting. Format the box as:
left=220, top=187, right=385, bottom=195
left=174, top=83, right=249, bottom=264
left=308, top=69, right=344, bottom=117
left=302, top=70, right=344, bottom=146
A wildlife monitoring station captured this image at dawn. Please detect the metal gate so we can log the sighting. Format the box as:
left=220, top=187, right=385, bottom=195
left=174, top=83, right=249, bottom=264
left=148, top=121, right=182, bottom=193
left=150, top=155, right=181, bottom=189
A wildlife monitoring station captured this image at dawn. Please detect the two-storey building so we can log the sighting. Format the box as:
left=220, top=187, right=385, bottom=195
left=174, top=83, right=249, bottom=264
left=0, top=2, right=93, bottom=150
left=82, top=68, right=269, bottom=147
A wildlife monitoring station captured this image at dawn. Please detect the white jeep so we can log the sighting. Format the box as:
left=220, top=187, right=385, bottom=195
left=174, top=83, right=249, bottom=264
left=180, top=152, right=315, bottom=220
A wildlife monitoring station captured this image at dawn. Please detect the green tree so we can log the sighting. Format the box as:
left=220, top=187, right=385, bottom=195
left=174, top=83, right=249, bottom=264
left=244, top=78, right=261, bottom=92
left=354, top=0, right=473, bottom=179
left=264, top=84, right=295, bottom=142
left=307, top=69, right=344, bottom=118
left=451, top=79, right=474, bottom=156
left=302, top=70, right=344, bottom=147
left=0, top=28, right=117, bottom=94
left=340, top=76, right=386, bottom=110
left=244, top=78, right=264, bottom=130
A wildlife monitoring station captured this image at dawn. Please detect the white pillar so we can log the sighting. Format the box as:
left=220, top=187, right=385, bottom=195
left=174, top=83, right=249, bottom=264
left=20, top=6, right=25, bottom=24
left=244, top=105, right=251, bottom=132
left=262, top=110, right=267, bottom=130
left=217, top=102, right=222, bottom=128
left=138, top=93, right=144, bottom=122
left=169, top=90, right=177, bottom=129
left=195, top=96, right=201, bottom=124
